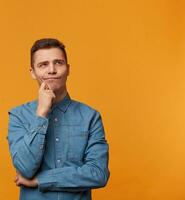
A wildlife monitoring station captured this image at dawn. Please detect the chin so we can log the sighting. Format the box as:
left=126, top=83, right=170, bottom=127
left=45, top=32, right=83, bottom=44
left=51, top=84, right=64, bottom=92
left=50, top=85, right=60, bottom=91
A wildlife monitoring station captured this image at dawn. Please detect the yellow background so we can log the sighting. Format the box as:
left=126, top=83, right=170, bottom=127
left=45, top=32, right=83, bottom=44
left=1, top=0, right=185, bottom=199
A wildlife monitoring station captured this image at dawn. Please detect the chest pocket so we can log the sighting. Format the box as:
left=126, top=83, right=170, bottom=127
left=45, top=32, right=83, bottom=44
left=65, top=125, right=89, bottom=162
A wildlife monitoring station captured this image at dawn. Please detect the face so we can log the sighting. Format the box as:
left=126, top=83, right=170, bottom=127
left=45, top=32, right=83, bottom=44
left=30, top=47, right=70, bottom=93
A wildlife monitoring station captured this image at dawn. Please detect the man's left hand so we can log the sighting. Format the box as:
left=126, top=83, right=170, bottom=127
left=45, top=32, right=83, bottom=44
left=15, top=172, right=38, bottom=187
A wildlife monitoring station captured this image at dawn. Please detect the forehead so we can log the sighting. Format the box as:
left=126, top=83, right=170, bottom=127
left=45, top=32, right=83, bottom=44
left=33, top=47, right=65, bottom=63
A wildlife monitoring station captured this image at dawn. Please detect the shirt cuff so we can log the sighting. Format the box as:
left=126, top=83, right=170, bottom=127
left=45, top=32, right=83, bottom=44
left=30, top=115, right=49, bottom=135
left=36, top=170, right=56, bottom=192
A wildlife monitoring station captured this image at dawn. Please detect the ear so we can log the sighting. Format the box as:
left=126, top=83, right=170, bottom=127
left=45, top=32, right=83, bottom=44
left=30, top=67, right=37, bottom=80
left=67, top=64, right=70, bottom=76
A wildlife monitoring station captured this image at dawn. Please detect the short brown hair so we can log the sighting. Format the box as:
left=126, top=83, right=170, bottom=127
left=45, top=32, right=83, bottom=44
left=30, top=38, right=68, bottom=68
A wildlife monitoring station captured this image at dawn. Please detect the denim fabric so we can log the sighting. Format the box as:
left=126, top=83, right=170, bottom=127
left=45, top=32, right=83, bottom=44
left=7, top=93, right=110, bottom=200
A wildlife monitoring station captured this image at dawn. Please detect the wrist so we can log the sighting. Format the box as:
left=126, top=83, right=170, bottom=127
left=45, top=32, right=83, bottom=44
left=36, top=108, right=49, bottom=117
left=33, top=178, right=38, bottom=186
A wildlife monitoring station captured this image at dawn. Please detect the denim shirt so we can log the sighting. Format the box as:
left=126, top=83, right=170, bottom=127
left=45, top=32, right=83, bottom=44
left=7, top=93, right=109, bottom=200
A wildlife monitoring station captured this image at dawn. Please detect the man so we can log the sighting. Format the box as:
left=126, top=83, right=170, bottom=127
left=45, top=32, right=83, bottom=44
left=7, top=38, right=110, bottom=200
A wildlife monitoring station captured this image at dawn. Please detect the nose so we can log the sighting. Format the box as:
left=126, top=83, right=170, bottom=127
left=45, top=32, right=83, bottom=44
left=48, top=63, right=57, bottom=74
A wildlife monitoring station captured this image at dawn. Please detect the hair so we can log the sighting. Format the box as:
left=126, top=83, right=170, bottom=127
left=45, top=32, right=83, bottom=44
left=30, top=38, right=68, bottom=68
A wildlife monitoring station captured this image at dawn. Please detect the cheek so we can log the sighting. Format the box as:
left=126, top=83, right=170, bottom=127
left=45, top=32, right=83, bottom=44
left=59, top=68, right=69, bottom=76
left=34, top=70, right=46, bottom=78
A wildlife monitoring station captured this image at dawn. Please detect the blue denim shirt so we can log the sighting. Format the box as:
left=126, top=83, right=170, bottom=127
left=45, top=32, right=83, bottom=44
left=8, top=93, right=109, bottom=200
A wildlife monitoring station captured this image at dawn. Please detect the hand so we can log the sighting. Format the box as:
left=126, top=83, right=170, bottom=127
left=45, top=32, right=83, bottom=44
left=36, top=81, right=56, bottom=117
left=14, top=172, right=38, bottom=187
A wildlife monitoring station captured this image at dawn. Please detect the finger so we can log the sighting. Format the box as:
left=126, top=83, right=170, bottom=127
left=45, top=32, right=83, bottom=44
left=14, top=173, right=18, bottom=182
left=44, top=82, right=51, bottom=90
left=15, top=179, right=20, bottom=186
left=16, top=182, right=21, bottom=187
left=40, top=81, right=46, bottom=91
left=46, top=90, right=55, bottom=96
left=41, top=81, right=50, bottom=90
left=52, top=93, right=56, bottom=99
left=14, top=176, right=18, bottom=182
left=45, top=84, right=50, bottom=90
left=47, top=92, right=56, bottom=99
left=44, top=90, right=55, bottom=96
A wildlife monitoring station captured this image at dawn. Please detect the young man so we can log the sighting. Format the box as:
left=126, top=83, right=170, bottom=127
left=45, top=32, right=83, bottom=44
left=7, top=38, right=110, bottom=200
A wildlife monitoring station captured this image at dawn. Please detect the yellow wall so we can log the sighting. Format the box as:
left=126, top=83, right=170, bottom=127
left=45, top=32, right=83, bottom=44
left=1, top=0, right=185, bottom=199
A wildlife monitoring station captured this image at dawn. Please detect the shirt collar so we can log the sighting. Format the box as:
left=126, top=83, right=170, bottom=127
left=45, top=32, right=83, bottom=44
left=51, top=92, right=71, bottom=113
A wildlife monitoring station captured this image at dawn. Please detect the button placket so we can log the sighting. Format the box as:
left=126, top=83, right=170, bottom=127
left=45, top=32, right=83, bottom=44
left=54, top=118, right=58, bottom=122
left=55, top=135, right=61, bottom=166
left=53, top=115, right=61, bottom=167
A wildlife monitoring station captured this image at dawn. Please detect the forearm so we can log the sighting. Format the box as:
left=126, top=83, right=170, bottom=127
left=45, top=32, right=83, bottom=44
left=36, top=142, right=109, bottom=192
left=37, top=163, right=109, bottom=192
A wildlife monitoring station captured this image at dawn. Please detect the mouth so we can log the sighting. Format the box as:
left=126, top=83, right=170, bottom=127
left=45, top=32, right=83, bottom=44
left=43, top=77, right=60, bottom=80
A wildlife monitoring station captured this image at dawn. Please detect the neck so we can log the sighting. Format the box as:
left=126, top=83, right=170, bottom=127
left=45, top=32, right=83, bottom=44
left=53, top=86, right=68, bottom=104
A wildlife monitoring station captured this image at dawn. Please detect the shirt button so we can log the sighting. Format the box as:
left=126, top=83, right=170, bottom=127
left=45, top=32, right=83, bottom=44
left=54, top=118, right=58, bottom=122
left=40, top=145, right=44, bottom=150
left=57, top=159, right=61, bottom=163
left=56, top=137, right=59, bottom=142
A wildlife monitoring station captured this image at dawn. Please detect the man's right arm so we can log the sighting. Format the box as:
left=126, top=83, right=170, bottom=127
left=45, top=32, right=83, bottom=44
left=8, top=82, right=55, bottom=179
left=8, top=109, right=49, bottom=179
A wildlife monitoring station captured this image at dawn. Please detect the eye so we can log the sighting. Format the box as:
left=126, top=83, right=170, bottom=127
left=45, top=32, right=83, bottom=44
left=38, top=62, right=48, bottom=68
left=55, top=60, right=65, bottom=65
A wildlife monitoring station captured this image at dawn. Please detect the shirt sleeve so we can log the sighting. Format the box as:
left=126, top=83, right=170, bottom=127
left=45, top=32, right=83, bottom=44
left=7, top=108, right=49, bottom=179
left=36, top=111, right=110, bottom=192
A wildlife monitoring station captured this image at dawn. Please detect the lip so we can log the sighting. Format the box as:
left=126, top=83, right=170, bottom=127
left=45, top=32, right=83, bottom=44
left=43, top=77, right=60, bottom=80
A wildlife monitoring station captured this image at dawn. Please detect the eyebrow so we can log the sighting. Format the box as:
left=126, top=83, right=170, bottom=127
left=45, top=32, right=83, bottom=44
left=53, top=59, right=66, bottom=63
left=37, top=60, right=49, bottom=67
left=37, top=59, right=65, bottom=66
